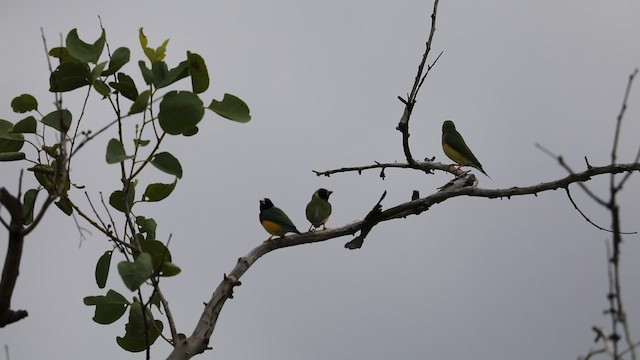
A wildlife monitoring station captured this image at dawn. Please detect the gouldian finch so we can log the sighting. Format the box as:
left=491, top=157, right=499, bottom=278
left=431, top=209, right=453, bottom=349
left=306, top=188, right=333, bottom=231
left=441, top=120, right=490, bottom=178
left=259, top=198, right=301, bottom=240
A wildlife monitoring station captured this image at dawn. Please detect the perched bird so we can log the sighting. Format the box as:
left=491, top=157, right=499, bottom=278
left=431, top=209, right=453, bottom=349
left=441, top=120, right=490, bottom=178
left=306, top=188, right=333, bottom=231
left=259, top=198, right=300, bottom=241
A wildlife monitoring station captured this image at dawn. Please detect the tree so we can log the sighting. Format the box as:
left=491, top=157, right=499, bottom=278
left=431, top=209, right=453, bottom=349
left=1, top=2, right=639, bottom=359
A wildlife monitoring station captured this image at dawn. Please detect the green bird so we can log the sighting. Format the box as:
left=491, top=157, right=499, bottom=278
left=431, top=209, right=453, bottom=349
left=306, top=188, right=333, bottom=231
left=441, top=120, right=490, bottom=178
left=259, top=198, right=301, bottom=241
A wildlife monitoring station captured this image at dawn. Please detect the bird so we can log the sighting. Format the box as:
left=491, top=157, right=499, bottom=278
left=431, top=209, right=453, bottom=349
left=259, top=198, right=301, bottom=241
left=441, top=120, right=490, bottom=178
left=305, top=188, right=333, bottom=231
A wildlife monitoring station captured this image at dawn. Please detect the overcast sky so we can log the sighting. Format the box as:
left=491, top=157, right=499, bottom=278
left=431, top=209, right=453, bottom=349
left=1, top=1, right=640, bottom=359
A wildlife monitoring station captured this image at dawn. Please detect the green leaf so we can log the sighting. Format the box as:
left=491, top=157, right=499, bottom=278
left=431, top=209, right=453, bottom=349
left=30, top=164, right=55, bottom=194
left=148, top=292, right=162, bottom=310
left=160, top=261, right=181, bottom=277
left=129, top=90, right=150, bottom=115
left=182, top=126, right=199, bottom=136
left=158, top=91, right=204, bottom=135
left=106, top=138, right=129, bottom=164
left=0, top=119, right=24, bottom=153
left=140, top=240, right=172, bottom=274
left=157, top=60, right=189, bottom=88
left=109, top=186, right=135, bottom=213
left=13, top=116, right=37, bottom=133
left=41, top=109, right=72, bottom=132
left=151, top=61, right=168, bottom=88
left=208, top=93, right=251, bottom=123
left=0, top=152, right=25, bottom=162
left=187, top=52, right=209, bottom=93
left=151, top=152, right=182, bottom=178
left=42, top=144, right=59, bottom=157
left=118, top=253, right=154, bottom=291
left=95, top=251, right=113, bottom=289
left=11, top=94, right=38, bottom=113
left=102, top=47, right=131, bottom=76
left=90, top=61, right=108, bottom=83
left=117, top=317, right=163, bottom=352
left=136, top=216, right=157, bottom=240
left=138, top=61, right=153, bottom=85
left=55, top=197, right=73, bottom=216
left=109, top=73, right=138, bottom=101
left=133, top=138, right=150, bottom=147
left=84, top=289, right=129, bottom=306
left=48, top=47, right=80, bottom=64
left=22, top=189, right=38, bottom=225
left=84, top=289, right=129, bottom=325
left=93, top=80, right=111, bottom=97
left=143, top=180, right=177, bottom=202
left=49, top=62, right=91, bottom=92
left=66, top=28, right=106, bottom=64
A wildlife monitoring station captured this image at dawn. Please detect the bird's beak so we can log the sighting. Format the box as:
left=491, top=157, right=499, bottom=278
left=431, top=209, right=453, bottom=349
left=259, top=199, right=265, bottom=205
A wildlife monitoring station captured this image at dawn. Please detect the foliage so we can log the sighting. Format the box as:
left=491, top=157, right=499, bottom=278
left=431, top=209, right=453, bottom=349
left=0, top=26, right=250, bottom=353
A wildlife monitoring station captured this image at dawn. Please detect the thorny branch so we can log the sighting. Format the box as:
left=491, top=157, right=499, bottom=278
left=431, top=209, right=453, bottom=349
left=167, top=162, right=640, bottom=359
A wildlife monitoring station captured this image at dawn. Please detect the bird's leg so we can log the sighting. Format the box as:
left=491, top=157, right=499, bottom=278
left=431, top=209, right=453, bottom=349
left=308, top=225, right=315, bottom=232
left=447, top=164, right=465, bottom=176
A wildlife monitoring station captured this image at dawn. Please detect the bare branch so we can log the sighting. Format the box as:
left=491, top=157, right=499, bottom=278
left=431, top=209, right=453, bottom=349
left=396, top=0, right=441, bottom=166
left=536, top=143, right=608, bottom=207
left=166, top=162, right=640, bottom=359
left=613, top=68, right=639, bottom=191
left=344, top=191, right=387, bottom=249
left=313, top=158, right=451, bottom=178
left=564, top=187, right=635, bottom=234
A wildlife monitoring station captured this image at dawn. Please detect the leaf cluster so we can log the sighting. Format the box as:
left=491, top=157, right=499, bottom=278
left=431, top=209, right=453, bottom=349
left=0, top=26, right=251, bottom=353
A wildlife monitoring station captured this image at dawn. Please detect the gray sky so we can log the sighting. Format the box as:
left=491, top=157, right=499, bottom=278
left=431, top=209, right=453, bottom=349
left=1, top=1, right=640, bottom=359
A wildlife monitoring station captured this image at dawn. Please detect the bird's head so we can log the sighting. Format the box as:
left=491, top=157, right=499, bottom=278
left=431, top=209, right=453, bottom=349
left=259, top=198, right=274, bottom=211
left=442, top=120, right=456, bottom=133
left=316, top=188, right=333, bottom=201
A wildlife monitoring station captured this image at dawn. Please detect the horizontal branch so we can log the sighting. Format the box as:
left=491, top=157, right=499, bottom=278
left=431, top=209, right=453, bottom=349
left=166, top=162, right=640, bottom=360
left=313, top=158, right=450, bottom=178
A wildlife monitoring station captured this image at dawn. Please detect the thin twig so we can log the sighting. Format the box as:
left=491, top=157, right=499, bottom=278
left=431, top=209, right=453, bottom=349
left=536, top=143, right=608, bottom=207
left=564, top=187, right=635, bottom=234
left=613, top=69, right=639, bottom=191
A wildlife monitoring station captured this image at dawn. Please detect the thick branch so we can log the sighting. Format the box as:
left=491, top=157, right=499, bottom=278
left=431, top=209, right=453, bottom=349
left=0, top=188, right=28, bottom=327
left=166, top=162, right=640, bottom=359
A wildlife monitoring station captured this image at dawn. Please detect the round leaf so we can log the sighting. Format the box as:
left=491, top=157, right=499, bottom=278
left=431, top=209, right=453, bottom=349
left=106, top=138, right=129, bottom=164
left=102, top=47, right=131, bottom=76
left=42, top=109, right=72, bottom=132
left=143, top=180, right=176, bottom=202
left=11, top=94, right=38, bottom=113
left=208, top=93, right=251, bottom=123
left=0, top=120, right=24, bottom=153
left=158, top=91, right=204, bottom=135
left=12, top=116, right=37, bottom=133
left=151, top=152, right=182, bottom=178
